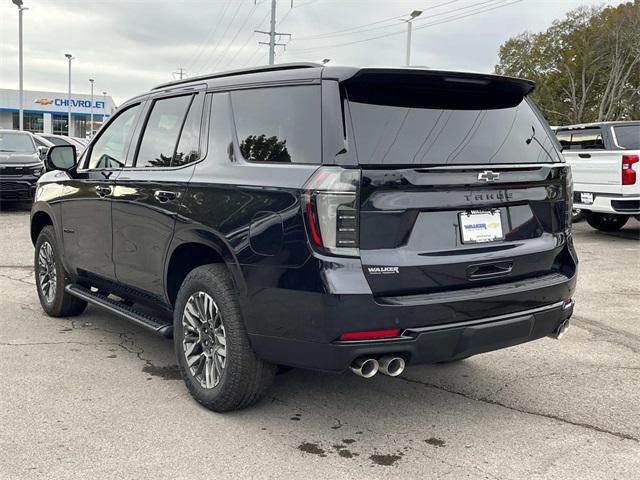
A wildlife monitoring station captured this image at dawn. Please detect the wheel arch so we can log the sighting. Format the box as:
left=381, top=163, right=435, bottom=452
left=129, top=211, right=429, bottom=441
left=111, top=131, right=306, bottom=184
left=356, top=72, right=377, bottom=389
left=165, top=229, right=245, bottom=307
left=30, top=204, right=58, bottom=246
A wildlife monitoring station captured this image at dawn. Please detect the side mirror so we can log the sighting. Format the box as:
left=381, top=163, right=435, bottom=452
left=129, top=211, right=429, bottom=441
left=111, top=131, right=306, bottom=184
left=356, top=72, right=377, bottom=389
left=37, top=145, right=49, bottom=160
left=45, top=145, right=77, bottom=172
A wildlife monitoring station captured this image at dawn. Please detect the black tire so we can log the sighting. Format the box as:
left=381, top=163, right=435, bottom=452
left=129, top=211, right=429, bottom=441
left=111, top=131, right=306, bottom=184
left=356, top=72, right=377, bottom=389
left=571, top=208, right=585, bottom=223
left=173, top=264, right=275, bottom=412
left=34, top=226, right=87, bottom=317
left=586, top=213, right=629, bottom=232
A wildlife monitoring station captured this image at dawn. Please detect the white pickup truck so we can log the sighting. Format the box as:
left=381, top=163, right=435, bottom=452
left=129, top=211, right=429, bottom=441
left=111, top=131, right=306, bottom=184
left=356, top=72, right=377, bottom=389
left=555, top=121, right=640, bottom=231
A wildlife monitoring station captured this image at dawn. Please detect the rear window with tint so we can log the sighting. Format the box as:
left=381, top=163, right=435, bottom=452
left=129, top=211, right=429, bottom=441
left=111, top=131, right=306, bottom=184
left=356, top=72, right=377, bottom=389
left=347, top=97, right=561, bottom=165
left=614, top=125, right=640, bottom=150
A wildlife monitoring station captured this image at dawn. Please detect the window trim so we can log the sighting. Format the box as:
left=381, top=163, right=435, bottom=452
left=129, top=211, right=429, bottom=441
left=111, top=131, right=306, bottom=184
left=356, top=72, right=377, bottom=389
left=79, top=102, right=144, bottom=172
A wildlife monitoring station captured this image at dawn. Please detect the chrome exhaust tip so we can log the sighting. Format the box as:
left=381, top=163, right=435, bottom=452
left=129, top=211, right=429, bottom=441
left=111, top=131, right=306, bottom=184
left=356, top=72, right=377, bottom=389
left=548, top=320, right=570, bottom=340
left=378, top=356, right=405, bottom=377
left=350, top=357, right=379, bottom=378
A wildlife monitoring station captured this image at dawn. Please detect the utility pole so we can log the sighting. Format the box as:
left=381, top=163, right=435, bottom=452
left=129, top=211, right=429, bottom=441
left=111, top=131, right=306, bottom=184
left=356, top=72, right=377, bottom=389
left=173, top=67, right=186, bottom=80
left=255, top=0, right=290, bottom=65
left=12, top=0, right=27, bottom=131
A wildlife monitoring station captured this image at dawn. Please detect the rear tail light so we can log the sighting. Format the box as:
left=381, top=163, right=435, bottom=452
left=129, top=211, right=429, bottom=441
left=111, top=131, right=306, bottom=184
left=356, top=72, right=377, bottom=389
left=303, top=167, right=360, bottom=257
left=622, top=155, right=639, bottom=185
left=564, top=166, right=573, bottom=229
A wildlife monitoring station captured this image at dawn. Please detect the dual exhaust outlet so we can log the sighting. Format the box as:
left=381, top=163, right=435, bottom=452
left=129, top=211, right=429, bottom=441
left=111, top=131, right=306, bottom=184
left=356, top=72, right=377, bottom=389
left=350, top=356, right=405, bottom=378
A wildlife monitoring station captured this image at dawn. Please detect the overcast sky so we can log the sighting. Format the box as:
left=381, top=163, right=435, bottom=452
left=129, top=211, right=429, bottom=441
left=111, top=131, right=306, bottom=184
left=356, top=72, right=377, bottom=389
left=0, top=0, right=625, bottom=104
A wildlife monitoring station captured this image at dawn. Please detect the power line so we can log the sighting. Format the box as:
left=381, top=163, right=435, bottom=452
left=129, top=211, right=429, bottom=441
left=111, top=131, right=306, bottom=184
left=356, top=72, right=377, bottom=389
left=210, top=1, right=261, bottom=72
left=219, top=8, right=272, bottom=71
left=294, top=0, right=462, bottom=41
left=287, top=0, right=522, bottom=54
left=185, top=0, right=233, bottom=72
left=195, top=0, right=248, bottom=75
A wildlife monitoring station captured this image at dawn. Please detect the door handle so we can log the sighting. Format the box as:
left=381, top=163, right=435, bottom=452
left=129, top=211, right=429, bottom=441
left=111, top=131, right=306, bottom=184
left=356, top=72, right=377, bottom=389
left=95, top=185, right=112, bottom=197
left=154, top=190, right=177, bottom=203
left=578, top=153, right=591, bottom=159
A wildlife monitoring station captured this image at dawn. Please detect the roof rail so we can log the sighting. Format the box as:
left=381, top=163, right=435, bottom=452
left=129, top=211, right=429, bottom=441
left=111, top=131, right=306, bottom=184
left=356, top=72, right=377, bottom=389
left=152, top=62, right=323, bottom=90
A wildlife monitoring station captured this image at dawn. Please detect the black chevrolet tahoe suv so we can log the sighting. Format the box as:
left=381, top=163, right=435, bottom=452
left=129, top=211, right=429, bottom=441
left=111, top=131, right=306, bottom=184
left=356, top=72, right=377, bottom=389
left=31, top=64, right=577, bottom=412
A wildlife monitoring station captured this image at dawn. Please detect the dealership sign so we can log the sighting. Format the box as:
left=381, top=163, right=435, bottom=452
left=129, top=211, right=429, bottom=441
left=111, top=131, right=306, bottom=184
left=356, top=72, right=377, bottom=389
left=34, top=97, right=106, bottom=109
left=0, top=88, right=115, bottom=115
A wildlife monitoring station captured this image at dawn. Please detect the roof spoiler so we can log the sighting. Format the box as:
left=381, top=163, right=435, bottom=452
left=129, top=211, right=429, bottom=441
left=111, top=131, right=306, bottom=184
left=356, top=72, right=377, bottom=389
left=341, top=68, right=535, bottom=110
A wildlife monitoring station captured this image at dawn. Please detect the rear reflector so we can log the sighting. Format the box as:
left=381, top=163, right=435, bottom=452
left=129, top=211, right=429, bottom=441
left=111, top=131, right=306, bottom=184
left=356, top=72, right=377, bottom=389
left=622, top=155, right=638, bottom=185
left=339, top=329, right=401, bottom=341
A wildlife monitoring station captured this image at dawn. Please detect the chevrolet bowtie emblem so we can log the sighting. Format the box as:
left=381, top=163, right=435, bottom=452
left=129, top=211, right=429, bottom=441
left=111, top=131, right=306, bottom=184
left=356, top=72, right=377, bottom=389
left=478, top=170, right=500, bottom=182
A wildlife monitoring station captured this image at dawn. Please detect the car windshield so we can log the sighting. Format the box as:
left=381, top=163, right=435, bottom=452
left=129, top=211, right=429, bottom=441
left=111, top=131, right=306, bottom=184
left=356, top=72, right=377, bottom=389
left=614, top=125, right=640, bottom=150
left=0, top=132, right=36, bottom=154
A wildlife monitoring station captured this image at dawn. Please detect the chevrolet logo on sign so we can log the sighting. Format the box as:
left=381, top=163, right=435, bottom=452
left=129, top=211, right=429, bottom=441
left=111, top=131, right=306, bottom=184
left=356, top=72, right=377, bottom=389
left=34, top=98, right=54, bottom=105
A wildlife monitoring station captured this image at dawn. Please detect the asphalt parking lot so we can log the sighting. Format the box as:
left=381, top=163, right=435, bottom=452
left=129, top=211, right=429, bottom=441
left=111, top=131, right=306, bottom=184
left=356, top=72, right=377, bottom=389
left=0, top=204, right=638, bottom=480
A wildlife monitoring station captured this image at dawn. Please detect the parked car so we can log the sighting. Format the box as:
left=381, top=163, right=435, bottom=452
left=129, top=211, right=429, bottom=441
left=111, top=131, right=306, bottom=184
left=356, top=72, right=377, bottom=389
left=0, top=130, right=46, bottom=203
left=30, top=64, right=577, bottom=411
left=36, top=133, right=88, bottom=153
left=555, top=121, right=640, bottom=231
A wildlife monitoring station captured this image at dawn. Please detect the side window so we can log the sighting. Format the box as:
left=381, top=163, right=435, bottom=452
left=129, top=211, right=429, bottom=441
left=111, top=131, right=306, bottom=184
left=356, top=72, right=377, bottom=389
left=87, top=104, right=140, bottom=169
left=613, top=125, right=640, bottom=150
left=173, top=94, right=205, bottom=166
left=230, top=86, right=321, bottom=164
left=208, top=93, right=235, bottom=163
left=135, top=95, right=192, bottom=168
left=568, top=128, right=605, bottom=150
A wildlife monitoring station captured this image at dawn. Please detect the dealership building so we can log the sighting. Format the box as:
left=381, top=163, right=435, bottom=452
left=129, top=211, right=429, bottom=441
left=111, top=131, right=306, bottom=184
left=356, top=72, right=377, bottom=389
left=0, top=88, right=116, bottom=138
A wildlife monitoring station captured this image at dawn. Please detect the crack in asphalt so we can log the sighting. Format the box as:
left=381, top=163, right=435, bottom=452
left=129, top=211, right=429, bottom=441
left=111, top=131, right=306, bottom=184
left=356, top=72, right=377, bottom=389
left=396, top=375, right=639, bottom=442
left=573, top=316, right=640, bottom=355
left=0, top=272, right=35, bottom=286
left=0, top=341, right=119, bottom=347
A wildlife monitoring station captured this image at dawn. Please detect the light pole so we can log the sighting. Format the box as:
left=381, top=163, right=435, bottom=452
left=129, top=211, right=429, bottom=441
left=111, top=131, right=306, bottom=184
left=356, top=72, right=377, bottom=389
left=89, top=78, right=94, bottom=138
left=12, top=0, right=27, bottom=131
left=102, top=91, right=107, bottom=126
left=64, top=53, right=74, bottom=136
left=403, top=10, right=422, bottom=66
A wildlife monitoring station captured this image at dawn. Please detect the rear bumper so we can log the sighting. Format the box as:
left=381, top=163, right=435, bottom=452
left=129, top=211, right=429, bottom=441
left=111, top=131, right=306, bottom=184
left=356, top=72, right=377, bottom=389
left=249, top=300, right=574, bottom=371
left=574, top=192, right=640, bottom=215
left=0, top=177, right=37, bottom=201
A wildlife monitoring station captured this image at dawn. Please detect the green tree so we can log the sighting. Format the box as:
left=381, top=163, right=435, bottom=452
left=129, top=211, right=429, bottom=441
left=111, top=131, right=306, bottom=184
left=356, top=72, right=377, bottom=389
left=495, top=1, right=639, bottom=125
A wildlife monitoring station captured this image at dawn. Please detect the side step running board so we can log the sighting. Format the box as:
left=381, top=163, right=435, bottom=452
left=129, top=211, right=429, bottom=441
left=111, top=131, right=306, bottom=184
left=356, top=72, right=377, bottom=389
left=65, top=284, right=173, bottom=338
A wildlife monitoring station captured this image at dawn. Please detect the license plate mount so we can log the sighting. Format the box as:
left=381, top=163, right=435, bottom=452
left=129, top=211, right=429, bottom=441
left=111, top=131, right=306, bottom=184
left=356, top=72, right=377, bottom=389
left=579, top=192, right=594, bottom=204
left=459, top=210, right=504, bottom=244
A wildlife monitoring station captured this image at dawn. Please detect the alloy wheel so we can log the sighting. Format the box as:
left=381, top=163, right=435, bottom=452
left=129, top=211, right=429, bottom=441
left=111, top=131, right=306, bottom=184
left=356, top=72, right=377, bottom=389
left=182, top=291, right=227, bottom=389
left=38, top=241, right=57, bottom=303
